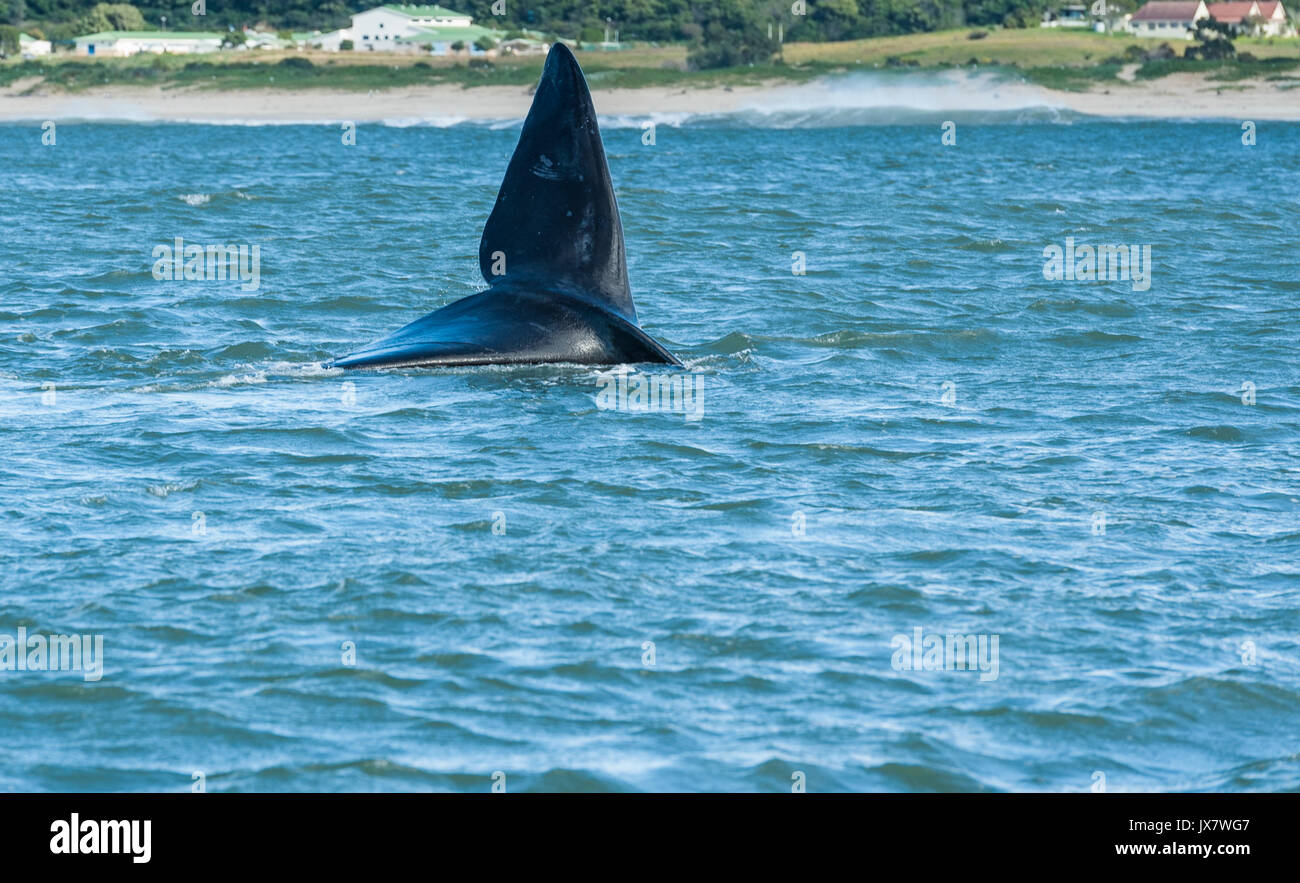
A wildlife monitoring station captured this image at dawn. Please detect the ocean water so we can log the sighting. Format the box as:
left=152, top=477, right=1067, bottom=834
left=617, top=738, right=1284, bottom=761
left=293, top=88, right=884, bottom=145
left=2, top=95, right=1299, bottom=792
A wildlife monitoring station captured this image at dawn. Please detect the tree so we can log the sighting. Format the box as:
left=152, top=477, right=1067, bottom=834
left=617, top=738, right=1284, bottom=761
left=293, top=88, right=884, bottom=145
left=340, top=38, right=354, bottom=50
left=1, top=0, right=25, bottom=28
left=77, top=3, right=146, bottom=34
left=1186, top=17, right=1236, bottom=59
left=813, top=0, right=864, bottom=41
left=686, top=0, right=779, bottom=69
left=473, top=35, right=496, bottom=51
left=0, top=24, right=18, bottom=57
left=221, top=30, right=246, bottom=48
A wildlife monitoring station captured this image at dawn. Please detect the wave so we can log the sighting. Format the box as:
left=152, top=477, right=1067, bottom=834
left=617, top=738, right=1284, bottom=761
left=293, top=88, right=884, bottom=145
left=608, top=70, right=1074, bottom=128
left=7, top=70, right=1079, bottom=129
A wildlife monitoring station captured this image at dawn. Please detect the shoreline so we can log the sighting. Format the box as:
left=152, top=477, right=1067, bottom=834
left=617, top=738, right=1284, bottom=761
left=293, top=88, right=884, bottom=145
left=2, top=72, right=1298, bottom=123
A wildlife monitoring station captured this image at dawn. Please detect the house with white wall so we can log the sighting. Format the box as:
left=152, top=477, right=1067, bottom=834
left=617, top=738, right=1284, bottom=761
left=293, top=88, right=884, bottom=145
left=1209, top=0, right=1294, bottom=34
left=1041, top=5, right=1093, bottom=27
left=344, top=5, right=488, bottom=53
left=1206, top=0, right=1262, bottom=23
left=20, top=33, right=52, bottom=57
left=73, top=31, right=224, bottom=56
left=1256, top=1, right=1294, bottom=33
left=1128, top=1, right=1210, bottom=36
left=298, top=5, right=520, bottom=54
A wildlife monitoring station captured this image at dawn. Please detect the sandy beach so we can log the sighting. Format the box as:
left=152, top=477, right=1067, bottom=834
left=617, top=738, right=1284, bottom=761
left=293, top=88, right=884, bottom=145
left=1054, top=72, right=1300, bottom=120
left=1, top=72, right=1297, bottom=122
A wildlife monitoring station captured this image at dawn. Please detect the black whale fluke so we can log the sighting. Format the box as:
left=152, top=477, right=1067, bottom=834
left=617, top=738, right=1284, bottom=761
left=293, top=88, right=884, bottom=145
left=330, top=42, right=679, bottom=370
left=479, top=41, right=634, bottom=323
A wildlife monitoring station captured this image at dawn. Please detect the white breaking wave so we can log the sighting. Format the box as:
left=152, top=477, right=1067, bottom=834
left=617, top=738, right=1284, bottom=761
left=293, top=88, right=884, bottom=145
left=604, top=70, right=1070, bottom=128
left=759, top=69, right=1064, bottom=114
left=13, top=70, right=1072, bottom=129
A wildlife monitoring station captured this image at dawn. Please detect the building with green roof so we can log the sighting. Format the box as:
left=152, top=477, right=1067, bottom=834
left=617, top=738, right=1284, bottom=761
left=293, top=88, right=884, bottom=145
left=349, top=4, right=482, bottom=53
left=73, top=31, right=224, bottom=57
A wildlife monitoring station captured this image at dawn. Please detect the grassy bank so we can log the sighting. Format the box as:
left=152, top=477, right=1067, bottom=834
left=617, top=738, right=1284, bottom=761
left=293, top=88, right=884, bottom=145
left=784, top=27, right=1299, bottom=90
left=0, top=46, right=828, bottom=93
left=2, top=28, right=1297, bottom=94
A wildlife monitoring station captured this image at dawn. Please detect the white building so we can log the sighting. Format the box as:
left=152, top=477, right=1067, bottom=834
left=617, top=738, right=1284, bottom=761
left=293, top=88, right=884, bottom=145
left=1041, top=5, right=1093, bottom=27
left=20, top=33, right=52, bottom=57
left=308, top=29, right=353, bottom=51
left=1206, top=1, right=1295, bottom=34
left=240, top=29, right=294, bottom=51
left=304, top=5, right=501, bottom=54
left=349, top=5, right=477, bottom=52
left=1128, top=1, right=1210, bottom=36
left=1254, top=0, right=1295, bottom=34
left=73, top=31, right=224, bottom=57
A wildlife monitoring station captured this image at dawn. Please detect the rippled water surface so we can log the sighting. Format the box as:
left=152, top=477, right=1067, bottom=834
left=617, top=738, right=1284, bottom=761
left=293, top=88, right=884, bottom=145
left=1, top=111, right=1298, bottom=792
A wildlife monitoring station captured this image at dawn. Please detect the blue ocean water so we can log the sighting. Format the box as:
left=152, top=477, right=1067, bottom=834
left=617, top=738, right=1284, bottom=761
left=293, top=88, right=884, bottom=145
left=1, top=103, right=1298, bottom=792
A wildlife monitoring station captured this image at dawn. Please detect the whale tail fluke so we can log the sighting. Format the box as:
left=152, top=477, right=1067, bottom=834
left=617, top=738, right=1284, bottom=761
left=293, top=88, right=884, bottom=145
left=330, top=42, right=677, bottom=370
left=477, top=42, right=636, bottom=324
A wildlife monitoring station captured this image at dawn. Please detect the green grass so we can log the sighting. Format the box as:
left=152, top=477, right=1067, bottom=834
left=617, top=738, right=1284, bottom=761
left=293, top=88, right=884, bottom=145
left=1207, top=55, right=1300, bottom=80
left=1022, top=63, right=1122, bottom=91
left=1134, top=55, right=1300, bottom=82
left=785, top=27, right=1143, bottom=68
left=0, top=50, right=835, bottom=93
left=0, top=55, right=542, bottom=92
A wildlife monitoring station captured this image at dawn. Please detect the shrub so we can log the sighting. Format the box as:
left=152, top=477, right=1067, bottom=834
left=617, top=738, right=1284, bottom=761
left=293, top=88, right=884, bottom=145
left=1185, top=19, right=1236, bottom=60
left=0, top=26, right=19, bottom=59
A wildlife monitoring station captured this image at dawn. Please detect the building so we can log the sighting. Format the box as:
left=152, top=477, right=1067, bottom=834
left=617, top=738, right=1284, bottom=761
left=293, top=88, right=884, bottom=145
left=240, top=30, right=294, bottom=51
left=1207, top=0, right=1294, bottom=34
left=1255, top=1, right=1294, bottom=34
left=341, top=5, right=498, bottom=54
left=1206, top=0, right=1261, bottom=23
left=498, top=37, right=549, bottom=55
left=1128, top=1, right=1210, bottom=36
left=294, top=6, right=552, bottom=55
left=73, top=31, right=224, bottom=56
left=301, top=29, right=352, bottom=51
left=19, top=33, right=52, bottom=57
left=1042, top=5, right=1093, bottom=27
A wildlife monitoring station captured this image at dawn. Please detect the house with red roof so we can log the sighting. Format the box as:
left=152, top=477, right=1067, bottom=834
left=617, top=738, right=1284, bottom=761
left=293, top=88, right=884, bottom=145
left=1252, top=0, right=1294, bottom=34
left=1206, top=0, right=1261, bottom=25
left=1128, top=1, right=1210, bottom=35
left=1206, top=1, right=1294, bottom=33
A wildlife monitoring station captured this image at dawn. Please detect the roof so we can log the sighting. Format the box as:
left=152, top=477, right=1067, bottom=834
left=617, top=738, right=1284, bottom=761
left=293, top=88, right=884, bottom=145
left=1131, top=1, right=1205, bottom=19
left=75, top=31, right=223, bottom=42
left=395, top=24, right=497, bottom=43
left=1256, top=0, right=1283, bottom=14
left=1206, top=2, right=1259, bottom=19
left=381, top=5, right=472, bottom=17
